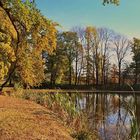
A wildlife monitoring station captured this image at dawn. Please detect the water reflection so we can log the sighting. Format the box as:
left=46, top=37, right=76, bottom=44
left=75, top=93, right=140, bottom=140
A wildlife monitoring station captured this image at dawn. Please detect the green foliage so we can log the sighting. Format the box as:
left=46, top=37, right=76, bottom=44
left=130, top=118, right=139, bottom=140
left=54, top=93, right=78, bottom=117
left=103, top=0, right=120, bottom=5
left=45, top=31, right=80, bottom=85
left=130, top=38, right=140, bottom=84
left=57, top=32, right=79, bottom=85
left=13, top=90, right=78, bottom=119
left=132, top=38, right=140, bottom=63
left=71, top=130, right=98, bottom=140
left=71, top=130, right=91, bottom=140
left=44, top=35, right=69, bottom=84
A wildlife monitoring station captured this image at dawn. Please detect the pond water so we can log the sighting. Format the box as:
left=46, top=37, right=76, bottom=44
left=73, top=93, right=140, bottom=140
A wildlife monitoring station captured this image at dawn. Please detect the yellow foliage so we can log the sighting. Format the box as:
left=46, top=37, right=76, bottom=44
left=0, top=7, right=17, bottom=40
left=0, top=43, right=15, bottom=80
left=0, top=0, right=57, bottom=87
left=0, top=6, right=17, bottom=81
left=85, top=26, right=97, bottom=40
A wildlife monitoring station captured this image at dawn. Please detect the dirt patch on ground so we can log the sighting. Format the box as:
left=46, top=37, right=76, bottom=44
left=0, top=96, right=74, bottom=140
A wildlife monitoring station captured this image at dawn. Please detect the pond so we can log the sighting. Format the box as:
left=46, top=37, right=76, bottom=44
left=72, top=92, right=140, bottom=140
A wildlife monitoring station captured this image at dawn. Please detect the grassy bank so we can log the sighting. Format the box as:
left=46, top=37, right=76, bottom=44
left=2, top=89, right=99, bottom=140
left=0, top=95, right=73, bottom=140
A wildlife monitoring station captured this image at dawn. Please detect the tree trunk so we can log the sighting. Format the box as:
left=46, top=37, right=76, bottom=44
left=96, top=63, right=99, bottom=86
left=69, top=60, right=72, bottom=85
left=95, top=46, right=99, bottom=86
left=0, top=2, right=20, bottom=91
left=135, top=61, right=138, bottom=85
left=118, top=63, right=121, bottom=86
left=75, top=53, right=78, bottom=85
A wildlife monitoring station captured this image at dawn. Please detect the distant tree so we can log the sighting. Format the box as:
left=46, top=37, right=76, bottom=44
left=44, top=33, right=69, bottom=85
left=47, top=31, right=79, bottom=85
left=85, top=27, right=96, bottom=85
left=131, top=38, right=140, bottom=84
left=86, top=27, right=101, bottom=86
left=98, top=28, right=113, bottom=85
left=62, top=32, right=79, bottom=85
left=73, top=43, right=83, bottom=85
left=103, top=0, right=120, bottom=5
left=82, top=26, right=112, bottom=86
left=110, top=64, right=118, bottom=84
left=113, top=35, right=131, bottom=86
left=122, top=63, right=131, bottom=84
left=72, top=27, right=85, bottom=85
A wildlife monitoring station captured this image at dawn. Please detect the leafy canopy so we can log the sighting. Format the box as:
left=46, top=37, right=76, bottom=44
left=103, top=0, right=120, bottom=5
left=0, top=0, right=57, bottom=87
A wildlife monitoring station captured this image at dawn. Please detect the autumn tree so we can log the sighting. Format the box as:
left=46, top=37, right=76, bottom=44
left=85, top=27, right=94, bottom=85
left=0, top=0, right=56, bottom=90
left=0, top=6, right=16, bottom=83
left=85, top=27, right=102, bottom=86
left=82, top=26, right=111, bottom=86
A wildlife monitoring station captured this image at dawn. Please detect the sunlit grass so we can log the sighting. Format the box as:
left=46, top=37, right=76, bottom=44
left=0, top=95, right=74, bottom=140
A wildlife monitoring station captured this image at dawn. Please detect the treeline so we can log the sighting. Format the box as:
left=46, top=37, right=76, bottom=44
left=0, top=0, right=139, bottom=90
left=44, top=27, right=140, bottom=88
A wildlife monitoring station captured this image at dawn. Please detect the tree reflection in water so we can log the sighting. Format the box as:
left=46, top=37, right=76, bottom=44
left=76, top=93, right=140, bottom=140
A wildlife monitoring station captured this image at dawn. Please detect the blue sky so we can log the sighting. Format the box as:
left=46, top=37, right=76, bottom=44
left=36, top=0, right=140, bottom=38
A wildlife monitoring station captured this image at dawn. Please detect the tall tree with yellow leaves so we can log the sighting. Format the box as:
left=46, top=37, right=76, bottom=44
left=0, top=0, right=57, bottom=90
